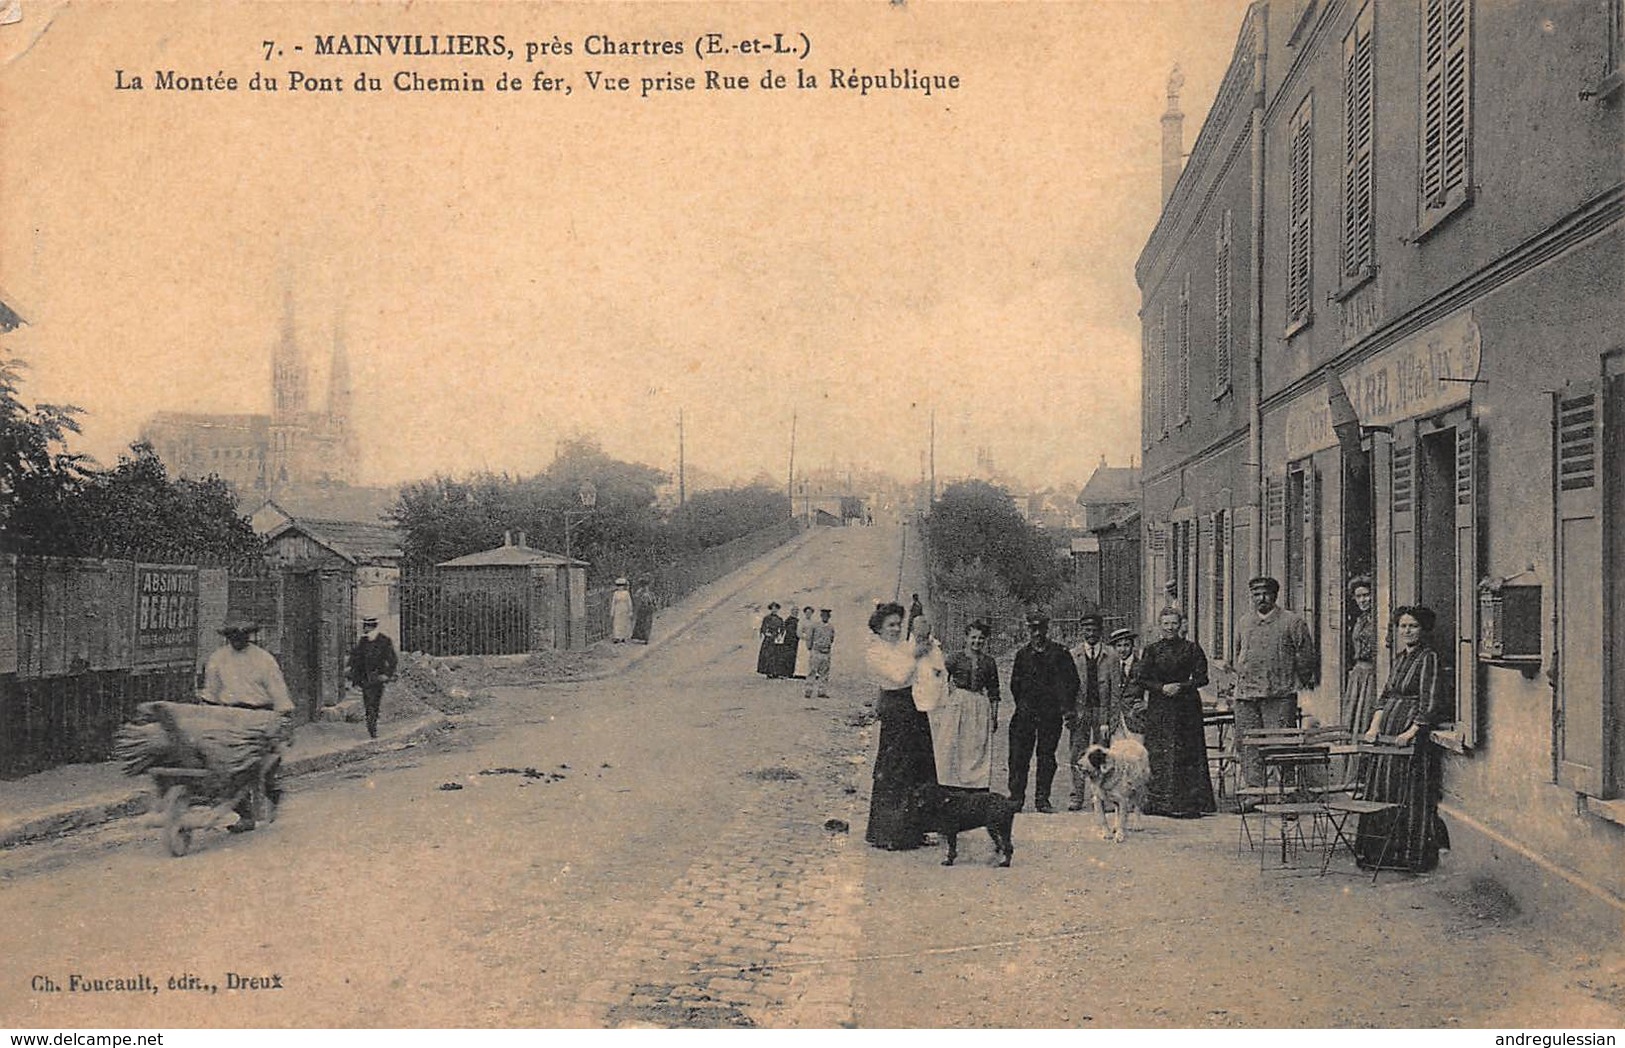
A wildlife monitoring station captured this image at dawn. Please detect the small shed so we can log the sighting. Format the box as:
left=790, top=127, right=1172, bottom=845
left=435, top=531, right=589, bottom=651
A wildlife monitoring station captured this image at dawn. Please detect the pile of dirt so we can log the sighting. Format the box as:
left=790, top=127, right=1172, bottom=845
left=475, top=648, right=615, bottom=685
left=390, top=653, right=494, bottom=716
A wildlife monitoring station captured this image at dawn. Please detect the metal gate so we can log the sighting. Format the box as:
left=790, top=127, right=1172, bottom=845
left=399, top=568, right=532, bottom=656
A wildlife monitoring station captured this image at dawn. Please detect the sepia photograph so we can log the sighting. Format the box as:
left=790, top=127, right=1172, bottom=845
left=1, top=0, right=1622, bottom=1034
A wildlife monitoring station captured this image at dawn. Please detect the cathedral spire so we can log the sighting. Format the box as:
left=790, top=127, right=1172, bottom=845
left=272, top=282, right=307, bottom=418
left=328, top=306, right=351, bottom=425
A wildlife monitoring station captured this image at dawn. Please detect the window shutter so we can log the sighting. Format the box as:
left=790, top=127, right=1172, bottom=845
left=1343, top=4, right=1375, bottom=278
left=1266, top=475, right=1287, bottom=580
left=1421, top=0, right=1472, bottom=217
left=1158, top=306, right=1171, bottom=437
left=1454, top=418, right=1479, bottom=746
left=1554, top=382, right=1606, bottom=794
left=1215, top=213, right=1233, bottom=394
left=1302, top=467, right=1320, bottom=635
left=1390, top=422, right=1418, bottom=608
left=1178, top=276, right=1192, bottom=422
left=1287, top=98, right=1315, bottom=326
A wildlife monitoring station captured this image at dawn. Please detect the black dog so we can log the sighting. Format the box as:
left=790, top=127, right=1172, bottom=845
left=923, top=787, right=1018, bottom=867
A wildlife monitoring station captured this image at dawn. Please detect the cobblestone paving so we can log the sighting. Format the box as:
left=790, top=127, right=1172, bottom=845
left=566, top=774, right=867, bottom=1029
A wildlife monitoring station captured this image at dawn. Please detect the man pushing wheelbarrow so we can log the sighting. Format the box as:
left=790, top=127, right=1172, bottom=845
left=200, top=616, right=295, bottom=833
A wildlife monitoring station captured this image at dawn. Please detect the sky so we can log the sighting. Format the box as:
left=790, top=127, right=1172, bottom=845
left=1, top=0, right=1253, bottom=491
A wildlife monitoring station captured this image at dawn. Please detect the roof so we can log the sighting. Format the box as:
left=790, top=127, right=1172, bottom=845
left=267, top=517, right=402, bottom=564
left=256, top=485, right=399, bottom=526
left=1091, top=508, right=1142, bottom=535
left=0, top=293, right=25, bottom=333
left=438, top=544, right=586, bottom=569
left=1077, top=466, right=1140, bottom=507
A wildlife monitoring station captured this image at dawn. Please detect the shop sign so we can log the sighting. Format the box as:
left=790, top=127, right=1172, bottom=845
left=135, top=564, right=198, bottom=666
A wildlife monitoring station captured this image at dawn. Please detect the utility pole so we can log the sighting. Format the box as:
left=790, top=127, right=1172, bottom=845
left=786, top=411, right=797, bottom=508
left=677, top=409, right=686, bottom=510
left=928, top=406, right=937, bottom=505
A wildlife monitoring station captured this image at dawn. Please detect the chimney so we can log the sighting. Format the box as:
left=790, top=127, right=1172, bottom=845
left=516, top=530, right=527, bottom=548
left=503, top=530, right=513, bottom=546
left=1161, top=65, right=1186, bottom=207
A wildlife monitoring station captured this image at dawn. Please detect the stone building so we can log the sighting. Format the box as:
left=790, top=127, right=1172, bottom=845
left=141, top=287, right=356, bottom=496
left=1137, top=1, right=1623, bottom=934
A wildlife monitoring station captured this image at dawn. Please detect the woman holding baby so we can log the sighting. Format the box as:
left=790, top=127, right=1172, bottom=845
left=863, top=601, right=940, bottom=851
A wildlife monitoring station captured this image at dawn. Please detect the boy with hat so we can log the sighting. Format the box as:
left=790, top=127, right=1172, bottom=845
left=1232, top=575, right=1317, bottom=791
left=348, top=615, right=398, bottom=739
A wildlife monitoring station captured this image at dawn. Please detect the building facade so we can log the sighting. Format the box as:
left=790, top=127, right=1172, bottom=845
left=1138, top=0, right=1623, bottom=932
left=142, top=288, right=357, bottom=496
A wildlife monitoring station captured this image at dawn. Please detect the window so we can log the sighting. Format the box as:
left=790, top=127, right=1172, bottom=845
left=1342, top=4, right=1376, bottom=282
left=1286, top=97, right=1315, bottom=330
left=1214, top=212, right=1233, bottom=396
left=1419, top=0, right=1472, bottom=227
left=1177, top=276, right=1191, bottom=424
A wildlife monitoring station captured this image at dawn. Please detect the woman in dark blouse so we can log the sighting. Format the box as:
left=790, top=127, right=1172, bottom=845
left=1132, top=606, right=1217, bottom=818
left=1355, top=605, right=1451, bottom=872
left=1343, top=576, right=1378, bottom=735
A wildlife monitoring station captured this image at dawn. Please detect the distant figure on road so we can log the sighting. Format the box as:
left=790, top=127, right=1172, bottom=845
left=935, top=619, right=1000, bottom=791
left=202, top=616, right=295, bottom=833
left=864, top=601, right=937, bottom=851
left=348, top=615, right=398, bottom=740
left=793, top=604, right=815, bottom=678
left=631, top=576, right=657, bottom=644
left=776, top=606, right=802, bottom=680
left=757, top=603, right=785, bottom=678
left=610, top=577, right=634, bottom=643
left=906, top=593, right=925, bottom=637
left=805, top=609, right=835, bottom=698
left=1007, top=611, right=1079, bottom=814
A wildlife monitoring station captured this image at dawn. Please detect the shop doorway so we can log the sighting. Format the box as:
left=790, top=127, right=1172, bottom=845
left=1417, top=425, right=1459, bottom=702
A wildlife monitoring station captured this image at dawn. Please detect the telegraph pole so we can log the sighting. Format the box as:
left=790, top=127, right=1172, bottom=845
left=929, top=406, right=937, bottom=504
left=786, top=411, right=797, bottom=508
left=678, top=409, right=686, bottom=510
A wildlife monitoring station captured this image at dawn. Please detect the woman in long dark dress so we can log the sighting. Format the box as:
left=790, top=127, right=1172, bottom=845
left=631, top=577, right=657, bottom=643
left=757, top=604, right=784, bottom=677
left=775, top=608, right=801, bottom=679
left=1132, top=606, right=1217, bottom=818
left=864, top=601, right=939, bottom=850
left=1343, top=576, right=1379, bottom=734
left=1354, top=605, right=1451, bottom=872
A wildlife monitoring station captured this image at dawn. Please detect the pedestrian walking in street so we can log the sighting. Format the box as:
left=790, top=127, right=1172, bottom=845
left=757, top=603, right=785, bottom=677
left=906, top=593, right=925, bottom=637
left=1067, top=613, right=1129, bottom=811
left=864, top=601, right=938, bottom=851
left=1343, top=575, right=1378, bottom=735
left=201, top=617, right=295, bottom=833
left=804, top=609, right=836, bottom=698
left=631, top=576, right=657, bottom=644
left=1355, top=605, right=1451, bottom=872
left=347, top=615, right=398, bottom=740
left=1232, top=575, right=1318, bottom=793
left=793, top=604, right=815, bottom=679
left=933, top=619, right=1000, bottom=792
left=1007, top=611, right=1079, bottom=813
left=610, top=577, right=634, bottom=644
left=1132, top=606, right=1216, bottom=818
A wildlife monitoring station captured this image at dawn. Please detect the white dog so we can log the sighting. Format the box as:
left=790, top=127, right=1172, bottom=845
left=1075, top=724, right=1151, bottom=843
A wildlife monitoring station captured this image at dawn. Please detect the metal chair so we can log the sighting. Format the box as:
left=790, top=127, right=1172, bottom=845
left=1236, top=727, right=1328, bottom=861
left=1318, top=740, right=1413, bottom=881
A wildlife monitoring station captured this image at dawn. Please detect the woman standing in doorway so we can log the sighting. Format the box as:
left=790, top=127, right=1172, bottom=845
left=1343, top=576, right=1378, bottom=735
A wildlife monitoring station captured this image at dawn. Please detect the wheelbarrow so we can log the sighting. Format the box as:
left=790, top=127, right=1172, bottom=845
left=150, top=749, right=281, bottom=857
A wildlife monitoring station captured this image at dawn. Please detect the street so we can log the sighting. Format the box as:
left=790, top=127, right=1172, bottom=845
left=2, top=526, right=1621, bottom=1029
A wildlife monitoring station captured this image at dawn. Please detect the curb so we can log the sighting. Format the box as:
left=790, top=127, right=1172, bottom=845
left=0, top=713, right=454, bottom=850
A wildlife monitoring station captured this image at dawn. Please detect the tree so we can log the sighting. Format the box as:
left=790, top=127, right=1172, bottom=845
left=667, top=485, right=790, bottom=551
left=0, top=357, right=89, bottom=550
left=926, top=480, right=1063, bottom=606
left=62, top=443, right=263, bottom=559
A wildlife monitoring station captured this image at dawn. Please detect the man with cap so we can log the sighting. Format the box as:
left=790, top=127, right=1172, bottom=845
left=1007, top=610, right=1081, bottom=813
left=1233, top=575, right=1318, bottom=792
left=804, top=608, right=836, bottom=698
left=348, top=614, right=398, bottom=739
left=1066, top=612, right=1129, bottom=810
left=202, top=617, right=295, bottom=832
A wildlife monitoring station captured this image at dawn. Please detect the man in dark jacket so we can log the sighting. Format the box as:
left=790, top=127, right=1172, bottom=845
left=348, top=615, right=398, bottom=739
left=1007, top=611, right=1080, bottom=813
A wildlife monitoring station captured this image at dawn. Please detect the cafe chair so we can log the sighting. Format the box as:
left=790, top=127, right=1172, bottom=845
left=1318, top=740, right=1413, bottom=882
